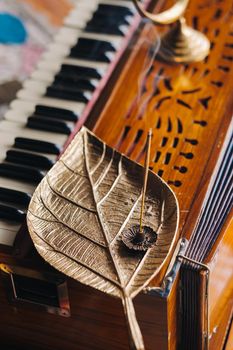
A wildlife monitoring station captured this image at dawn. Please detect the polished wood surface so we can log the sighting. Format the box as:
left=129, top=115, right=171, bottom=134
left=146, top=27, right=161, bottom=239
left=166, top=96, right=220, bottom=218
left=207, top=211, right=233, bottom=350
left=90, top=0, right=233, bottom=292
left=0, top=269, right=169, bottom=350
left=91, top=0, right=233, bottom=347
left=92, top=0, right=232, bottom=240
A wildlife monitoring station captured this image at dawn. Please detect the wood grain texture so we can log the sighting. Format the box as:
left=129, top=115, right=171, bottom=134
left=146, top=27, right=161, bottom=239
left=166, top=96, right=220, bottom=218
left=92, top=0, right=233, bottom=241
left=206, top=211, right=233, bottom=350
left=88, top=0, right=233, bottom=348
left=90, top=0, right=233, bottom=292
left=0, top=273, right=168, bottom=350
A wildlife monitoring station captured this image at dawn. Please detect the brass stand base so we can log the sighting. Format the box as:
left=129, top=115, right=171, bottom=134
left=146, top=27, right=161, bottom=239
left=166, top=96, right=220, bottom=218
left=158, top=18, right=210, bottom=63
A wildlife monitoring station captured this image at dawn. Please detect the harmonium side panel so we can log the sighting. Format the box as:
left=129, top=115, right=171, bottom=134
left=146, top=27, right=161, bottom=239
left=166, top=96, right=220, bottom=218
left=90, top=0, right=233, bottom=349
left=207, top=212, right=233, bottom=350
left=0, top=265, right=168, bottom=350
left=179, top=109, right=233, bottom=349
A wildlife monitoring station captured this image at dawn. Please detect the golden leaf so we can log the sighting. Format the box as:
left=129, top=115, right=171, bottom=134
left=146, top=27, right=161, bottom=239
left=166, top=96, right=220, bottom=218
left=27, top=127, right=179, bottom=350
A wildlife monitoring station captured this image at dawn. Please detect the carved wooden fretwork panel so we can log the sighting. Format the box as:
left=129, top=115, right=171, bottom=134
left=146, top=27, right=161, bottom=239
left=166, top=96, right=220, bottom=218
left=93, top=0, right=233, bottom=227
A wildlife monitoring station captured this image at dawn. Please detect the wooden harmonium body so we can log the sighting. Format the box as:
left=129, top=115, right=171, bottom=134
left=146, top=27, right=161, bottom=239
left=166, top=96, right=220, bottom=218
left=0, top=0, right=232, bottom=349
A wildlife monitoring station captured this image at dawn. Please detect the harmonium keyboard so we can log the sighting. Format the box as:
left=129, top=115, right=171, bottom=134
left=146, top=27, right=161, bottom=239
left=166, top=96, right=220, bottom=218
left=0, top=0, right=232, bottom=349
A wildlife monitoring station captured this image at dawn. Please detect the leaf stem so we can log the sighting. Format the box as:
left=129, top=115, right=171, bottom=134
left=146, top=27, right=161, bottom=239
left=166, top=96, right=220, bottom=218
left=139, top=129, right=152, bottom=233
left=122, top=296, right=145, bottom=350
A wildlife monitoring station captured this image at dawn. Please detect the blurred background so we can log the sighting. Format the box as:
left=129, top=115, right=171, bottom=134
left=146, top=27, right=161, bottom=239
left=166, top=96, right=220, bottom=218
left=0, top=0, right=74, bottom=120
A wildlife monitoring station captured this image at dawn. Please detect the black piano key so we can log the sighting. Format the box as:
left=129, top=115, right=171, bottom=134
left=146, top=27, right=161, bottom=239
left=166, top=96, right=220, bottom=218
left=85, top=3, right=131, bottom=36
left=0, top=204, right=25, bottom=223
left=72, top=38, right=116, bottom=52
left=0, top=187, right=31, bottom=206
left=35, top=105, right=78, bottom=122
left=85, top=23, right=125, bottom=36
left=53, top=75, right=96, bottom=92
left=60, top=64, right=102, bottom=79
left=0, top=163, right=44, bottom=183
left=6, top=150, right=54, bottom=170
left=14, top=137, right=60, bottom=155
left=27, top=116, right=72, bottom=135
left=90, top=12, right=129, bottom=25
left=46, top=85, right=89, bottom=103
left=97, top=4, right=133, bottom=16
left=69, top=38, right=115, bottom=62
left=69, top=48, right=112, bottom=63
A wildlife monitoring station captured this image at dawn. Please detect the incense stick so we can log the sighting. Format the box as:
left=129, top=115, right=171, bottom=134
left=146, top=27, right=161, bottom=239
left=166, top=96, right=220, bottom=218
left=139, top=128, right=152, bottom=233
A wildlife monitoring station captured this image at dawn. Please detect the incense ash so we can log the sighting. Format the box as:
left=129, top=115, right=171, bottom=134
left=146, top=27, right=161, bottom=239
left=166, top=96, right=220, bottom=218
left=122, top=225, right=157, bottom=251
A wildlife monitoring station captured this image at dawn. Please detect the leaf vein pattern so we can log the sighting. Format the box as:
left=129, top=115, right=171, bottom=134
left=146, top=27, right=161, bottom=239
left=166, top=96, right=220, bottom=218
left=94, top=149, right=114, bottom=190
left=47, top=175, right=97, bottom=214
left=83, top=132, right=124, bottom=288
left=28, top=214, right=121, bottom=288
left=38, top=193, right=105, bottom=248
left=97, top=154, right=122, bottom=206
left=90, top=141, right=106, bottom=176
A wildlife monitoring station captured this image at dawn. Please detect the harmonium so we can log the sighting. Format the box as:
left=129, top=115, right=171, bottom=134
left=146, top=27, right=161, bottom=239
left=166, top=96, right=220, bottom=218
left=0, top=0, right=232, bottom=349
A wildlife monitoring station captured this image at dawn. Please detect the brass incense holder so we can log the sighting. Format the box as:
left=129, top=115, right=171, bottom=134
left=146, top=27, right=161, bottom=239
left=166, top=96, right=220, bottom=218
left=27, top=127, right=179, bottom=350
left=132, top=0, right=210, bottom=63
left=122, top=129, right=157, bottom=251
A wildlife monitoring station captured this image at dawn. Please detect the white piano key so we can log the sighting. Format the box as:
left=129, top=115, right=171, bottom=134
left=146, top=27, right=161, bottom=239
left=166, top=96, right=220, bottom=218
left=0, top=223, right=21, bottom=246
left=0, top=142, right=57, bottom=165
left=5, top=109, right=36, bottom=123
left=41, top=43, right=116, bottom=67
left=72, top=0, right=99, bottom=10
left=17, top=88, right=42, bottom=101
left=35, top=96, right=86, bottom=113
left=30, top=68, right=99, bottom=88
left=4, top=109, right=76, bottom=132
left=65, top=57, right=109, bottom=71
left=23, top=79, right=47, bottom=94
left=17, top=81, right=92, bottom=103
left=0, top=177, right=36, bottom=195
left=42, top=42, right=71, bottom=61
left=39, top=56, right=108, bottom=73
left=71, top=0, right=135, bottom=12
left=100, top=0, right=135, bottom=9
left=23, top=76, right=96, bottom=94
left=30, top=69, right=55, bottom=83
left=10, top=99, right=43, bottom=114
left=42, top=41, right=120, bottom=65
left=64, top=10, right=93, bottom=29
left=43, top=34, right=121, bottom=64
left=65, top=1, right=134, bottom=30
left=64, top=0, right=101, bottom=23
left=63, top=0, right=136, bottom=42
left=0, top=121, right=67, bottom=148
left=53, top=28, right=122, bottom=50
left=55, top=27, right=86, bottom=45
left=72, top=0, right=100, bottom=10
left=118, top=24, right=130, bottom=35
left=37, top=60, right=65, bottom=72
left=10, top=98, right=84, bottom=116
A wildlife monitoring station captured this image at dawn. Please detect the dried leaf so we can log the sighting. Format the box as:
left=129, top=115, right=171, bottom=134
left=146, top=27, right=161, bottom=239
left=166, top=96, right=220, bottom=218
left=27, top=127, right=179, bottom=350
